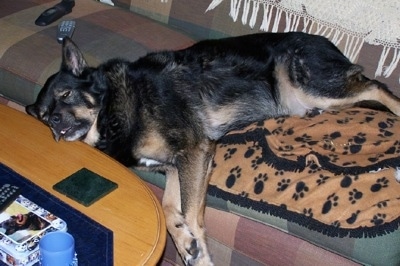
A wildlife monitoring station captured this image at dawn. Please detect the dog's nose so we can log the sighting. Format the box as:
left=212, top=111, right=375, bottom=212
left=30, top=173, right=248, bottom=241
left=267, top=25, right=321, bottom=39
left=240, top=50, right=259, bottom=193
left=50, top=113, right=61, bottom=124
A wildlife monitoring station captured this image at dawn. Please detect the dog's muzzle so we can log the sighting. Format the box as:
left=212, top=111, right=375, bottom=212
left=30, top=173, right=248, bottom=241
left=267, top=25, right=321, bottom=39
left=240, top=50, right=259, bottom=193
left=48, top=112, right=77, bottom=141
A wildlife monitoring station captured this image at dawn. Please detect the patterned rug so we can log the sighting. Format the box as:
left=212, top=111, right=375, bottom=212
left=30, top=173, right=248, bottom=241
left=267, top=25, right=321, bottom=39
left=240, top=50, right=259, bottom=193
left=0, top=163, right=113, bottom=265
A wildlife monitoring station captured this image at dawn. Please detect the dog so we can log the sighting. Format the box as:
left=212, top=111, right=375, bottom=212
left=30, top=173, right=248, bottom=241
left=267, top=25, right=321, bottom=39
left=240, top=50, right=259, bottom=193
left=0, top=212, right=49, bottom=235
left=26, top=32, right=400, bottom=265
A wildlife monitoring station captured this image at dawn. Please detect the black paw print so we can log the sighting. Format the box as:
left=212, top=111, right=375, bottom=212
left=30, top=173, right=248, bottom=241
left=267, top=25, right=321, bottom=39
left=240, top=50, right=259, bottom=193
left=384, top=140, right=400, bottom=155
left=364, top=110, right=379, bottom=116
left=283, top=127, right=294, bottom=136
left=275, top=170, right=284, bottom=176
left=340, top=175, right=359, bottom=188
left=303, top=208, right=313, bottom=218
left=278, top=144, right=294, bottom=152
left=378, top=119, right=396, bottom=138
left=346, top=210, right=361, bottom=224
left=292, top=181, right=309, bottom=201
left=271, top=126, right=284, bottom=135
left=367, top=153, right=384, bottom=163
left=337, top=117, right=352, bottom=124
left=371, top=213, right=387, bottom=226
left=342, top=160, right=358, bottom=167
left=322, top=140, right=335, bottom=152
left=218, top=143, right=229, bottom=148
left=322, top=131, right=341, bottom=151
left=345, top=110, right=361, bottom=116
left=348, top=189, right=363, bottom=204
left=307, top=161, right=322, bottom=174
left=371, top=177, right=389, bottom=192
left=353, top=133, right=367, bottom=144
left=225, top=166, right=242, bottom=188
left=244, top=144, right=260, bottom=158
left=277, top=178, right=291, bottom=192
left=316, top=174, right=330, bottom=185
left=343, top=133, right=366, bottom=155
left=251, top=156, right=263, bottom=170
left=359, top=115, right=375, bottom=124
left=223, top=148, right=237, bottom=160
left=275, top=117, right=287, bottom=124
left=254, top=173, right=268, bottom=194
left=375, top=200, right=389, bottom=208
left=322, top=193, right=339, bottom=214
left=295, top=134, right=318, bottom=147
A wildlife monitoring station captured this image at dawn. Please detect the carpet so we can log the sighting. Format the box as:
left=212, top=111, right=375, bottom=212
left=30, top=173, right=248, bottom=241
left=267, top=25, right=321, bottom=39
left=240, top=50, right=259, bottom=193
left=0, top=163, right=113, bottom=266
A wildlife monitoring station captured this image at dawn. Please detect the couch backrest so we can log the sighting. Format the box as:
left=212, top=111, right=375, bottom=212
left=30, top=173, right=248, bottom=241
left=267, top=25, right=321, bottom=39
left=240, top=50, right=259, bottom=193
left=113, top=0, right=400, bottom=92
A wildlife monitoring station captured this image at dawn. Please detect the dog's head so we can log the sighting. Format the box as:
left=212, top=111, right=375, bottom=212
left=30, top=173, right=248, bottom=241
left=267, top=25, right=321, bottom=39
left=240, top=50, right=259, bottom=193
left=26, top=38, right=103, bottom=145
left=0, top=212, right=49, bottom=235
left=1, top=213, right=32, bottom=235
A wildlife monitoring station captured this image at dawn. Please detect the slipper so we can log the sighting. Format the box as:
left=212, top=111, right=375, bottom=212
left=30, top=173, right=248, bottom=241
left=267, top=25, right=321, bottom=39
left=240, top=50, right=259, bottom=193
left=35, top=0, right=75, bottom=26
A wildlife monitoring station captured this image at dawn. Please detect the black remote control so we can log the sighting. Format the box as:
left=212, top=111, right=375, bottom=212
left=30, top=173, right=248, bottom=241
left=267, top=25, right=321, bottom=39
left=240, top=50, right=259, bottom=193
left=57, top=20, right=75, bottom=43
left=0, top=184, right=21, bottom=212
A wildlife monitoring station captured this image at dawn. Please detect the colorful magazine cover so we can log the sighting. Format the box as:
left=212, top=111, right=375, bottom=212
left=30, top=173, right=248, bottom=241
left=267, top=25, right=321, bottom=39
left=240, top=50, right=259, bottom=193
left=0, top=195, right=67, bottom=266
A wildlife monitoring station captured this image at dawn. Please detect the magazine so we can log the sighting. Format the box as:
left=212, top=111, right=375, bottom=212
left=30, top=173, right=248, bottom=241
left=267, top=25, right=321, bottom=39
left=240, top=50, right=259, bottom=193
left=0, top=195, right=67, bottom=266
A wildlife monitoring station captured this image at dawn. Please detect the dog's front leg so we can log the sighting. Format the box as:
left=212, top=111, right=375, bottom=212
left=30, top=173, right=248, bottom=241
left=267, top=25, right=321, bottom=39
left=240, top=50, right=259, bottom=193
left=162, top=141, right=215, bottom=266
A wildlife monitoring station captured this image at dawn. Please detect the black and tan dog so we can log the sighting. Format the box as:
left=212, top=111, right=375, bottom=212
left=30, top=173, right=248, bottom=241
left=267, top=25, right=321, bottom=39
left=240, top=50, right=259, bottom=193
left=26, top=32, right=400, bottom=265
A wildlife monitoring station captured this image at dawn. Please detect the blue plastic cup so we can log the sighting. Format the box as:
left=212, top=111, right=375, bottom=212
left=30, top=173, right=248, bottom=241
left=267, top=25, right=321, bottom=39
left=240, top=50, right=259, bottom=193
left=39, top=231, right=75, bottom=266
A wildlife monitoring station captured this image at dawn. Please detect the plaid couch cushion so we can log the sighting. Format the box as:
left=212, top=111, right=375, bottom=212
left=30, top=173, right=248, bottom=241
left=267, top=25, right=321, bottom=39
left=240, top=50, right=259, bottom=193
left=0, top=0, right=195, bottom=106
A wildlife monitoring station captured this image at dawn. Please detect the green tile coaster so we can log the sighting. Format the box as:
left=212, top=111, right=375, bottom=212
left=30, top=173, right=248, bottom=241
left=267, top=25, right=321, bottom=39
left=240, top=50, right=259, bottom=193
left=53, top=168, right=118, bottom=207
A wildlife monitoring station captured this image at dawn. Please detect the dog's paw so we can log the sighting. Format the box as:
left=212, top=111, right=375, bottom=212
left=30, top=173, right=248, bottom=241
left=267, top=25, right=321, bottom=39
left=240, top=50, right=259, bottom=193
left=183, top=239, right=200, bottom=265
left=180, top=236, right=213, bottom=266
left=172, top=228, right=212, bottom=266
left=184, top=242, right=214, bottom=266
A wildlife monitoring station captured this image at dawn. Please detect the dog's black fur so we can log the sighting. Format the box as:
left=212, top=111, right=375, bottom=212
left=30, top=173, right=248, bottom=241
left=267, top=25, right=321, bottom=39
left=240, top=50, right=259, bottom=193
left=26, top=32, right=400, bottom=265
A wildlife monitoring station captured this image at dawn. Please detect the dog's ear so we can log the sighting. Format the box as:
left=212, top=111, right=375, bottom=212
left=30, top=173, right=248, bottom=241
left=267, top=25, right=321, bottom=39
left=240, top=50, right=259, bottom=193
left=25, top=73, right=58, bottom=122
left=61, top=37, right=88, bottom=76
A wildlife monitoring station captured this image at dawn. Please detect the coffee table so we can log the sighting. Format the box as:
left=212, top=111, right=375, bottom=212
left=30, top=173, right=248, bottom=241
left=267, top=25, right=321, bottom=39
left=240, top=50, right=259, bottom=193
left=0, top=105, right=166, bottom=265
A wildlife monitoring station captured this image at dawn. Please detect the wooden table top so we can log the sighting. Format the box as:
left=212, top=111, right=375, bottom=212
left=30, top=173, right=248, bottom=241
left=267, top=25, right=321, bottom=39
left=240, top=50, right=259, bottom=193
left=0, top=105, right=166, bottom=265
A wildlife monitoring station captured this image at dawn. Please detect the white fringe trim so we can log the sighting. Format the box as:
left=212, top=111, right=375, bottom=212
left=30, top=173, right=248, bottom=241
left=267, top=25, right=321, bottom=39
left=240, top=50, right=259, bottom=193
left=206, top=0, right=400, bottom=82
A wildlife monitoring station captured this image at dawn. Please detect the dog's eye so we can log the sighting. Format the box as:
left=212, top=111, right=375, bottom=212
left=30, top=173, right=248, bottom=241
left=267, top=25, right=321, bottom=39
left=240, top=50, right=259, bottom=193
left=62, top=91, right=71, bottom=98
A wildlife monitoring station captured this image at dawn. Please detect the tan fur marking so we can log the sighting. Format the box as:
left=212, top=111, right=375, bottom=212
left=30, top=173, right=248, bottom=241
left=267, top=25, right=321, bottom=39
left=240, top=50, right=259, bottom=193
left=82, top=92, right=96, bottom=107
left=136, top=130, right=171, bottom=162
left=205, top=106, right=238, bottom=128
left=83, top=117, right=100, bottom=146
left=275, top=65, right=310, bottom=116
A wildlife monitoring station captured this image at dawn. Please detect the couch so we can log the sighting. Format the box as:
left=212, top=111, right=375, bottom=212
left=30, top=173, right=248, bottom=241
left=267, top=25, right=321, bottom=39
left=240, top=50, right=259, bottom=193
left=1, top=1, right=400, bottom=265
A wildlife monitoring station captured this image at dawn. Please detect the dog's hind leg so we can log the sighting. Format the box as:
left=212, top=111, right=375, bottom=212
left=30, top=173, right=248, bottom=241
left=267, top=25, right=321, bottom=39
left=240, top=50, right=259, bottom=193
left=162, top=141, right=215, bottom=266
left=337, top=79, right=400, bottom=116
left=361, top=80, right=400, bottom=116
left=299, top=74, right=400, bottom=116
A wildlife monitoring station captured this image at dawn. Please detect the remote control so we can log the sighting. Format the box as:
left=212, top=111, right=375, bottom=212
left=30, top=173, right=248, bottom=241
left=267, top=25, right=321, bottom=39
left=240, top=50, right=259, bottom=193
left=0, top=184, right=21, bottom=212
left=57, top=20, right=75, bottom=44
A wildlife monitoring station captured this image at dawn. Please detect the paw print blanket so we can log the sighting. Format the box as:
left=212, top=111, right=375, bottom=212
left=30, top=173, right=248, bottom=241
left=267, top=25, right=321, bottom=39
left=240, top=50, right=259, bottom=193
left=210, top=108, right=400, bottom=237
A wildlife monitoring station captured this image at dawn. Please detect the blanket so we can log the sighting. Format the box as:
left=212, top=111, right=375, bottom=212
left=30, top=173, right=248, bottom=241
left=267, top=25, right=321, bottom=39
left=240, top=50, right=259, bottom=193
left=210, top=108, right=400, bottom=237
